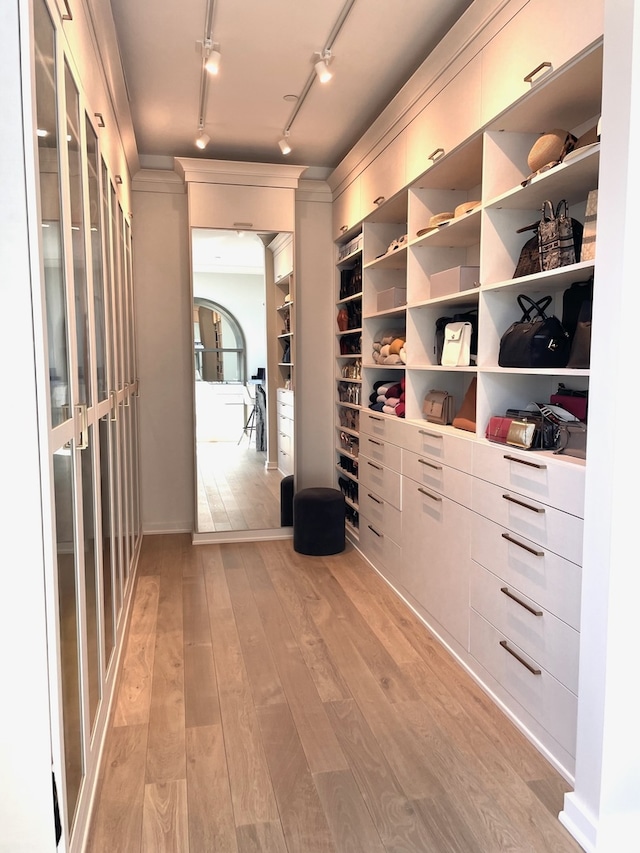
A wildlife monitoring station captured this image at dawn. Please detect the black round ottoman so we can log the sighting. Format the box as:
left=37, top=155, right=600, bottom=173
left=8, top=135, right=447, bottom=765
left=293, top=487, right=346, bottom=556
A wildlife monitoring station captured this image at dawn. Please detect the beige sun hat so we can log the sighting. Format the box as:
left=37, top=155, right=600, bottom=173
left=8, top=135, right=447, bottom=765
left=527, top=129, right=576, bottom=172
left=454, top=200, right=480, bottom=218
left=416, top=211, right=454, bottom=237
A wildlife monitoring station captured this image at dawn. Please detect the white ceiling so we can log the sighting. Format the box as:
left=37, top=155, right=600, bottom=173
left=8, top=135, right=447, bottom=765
left=108, top=0, right=475, bottom=171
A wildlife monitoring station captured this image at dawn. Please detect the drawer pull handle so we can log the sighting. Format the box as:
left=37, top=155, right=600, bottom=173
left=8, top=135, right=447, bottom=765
left=367, top=439, right=383, bottom=446
left=418, top=487, right=442, bottom=502
left=418, top=458, right=442, bottom=470
left=501, top=532, right=544, bottom=557
left=373, top=196, right=385, bottom=206
left=61, top=0, right=73, bottom=20
left=499, top=640, right=541, bottom=675
left=367, top=493, right=383, bottom=505
left=233, top=221, right=254, bottom=228
left=369, top=415, right=383, bottom=422
left=500, top=586, right=543, bottom=616
left=368, top=525, right=383, bottom=538
left=419, top=429, right=442, bottom=439
left=502, top=493, right=545, bottom=514
left=503, top=454, right=547, bottom=470
left=340, top=225, right=348, bottom=233
left=367, top=461, right=383, bottom=471
left=94, top=112, right=105, bottom=127
left=428, top=147, right=445, bottom=162
left=523, top=61, right=552, bottom=83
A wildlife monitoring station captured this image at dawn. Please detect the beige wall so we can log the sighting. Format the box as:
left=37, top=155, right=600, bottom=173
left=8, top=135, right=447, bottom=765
left=133, top=184, right=194, bottom=532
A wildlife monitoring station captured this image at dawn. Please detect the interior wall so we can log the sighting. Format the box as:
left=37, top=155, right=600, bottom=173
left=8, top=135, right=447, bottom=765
left=132, top=182, right=193, bottom=533
left=294, top=182, right=335, bottom=490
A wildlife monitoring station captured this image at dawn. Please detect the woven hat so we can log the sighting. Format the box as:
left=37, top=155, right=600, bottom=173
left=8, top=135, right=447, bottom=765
left=454, top=200, right=480, bottom=218
left=416, top=211, right=454, bottom=237
left=527, top=129, right=576, bottom=172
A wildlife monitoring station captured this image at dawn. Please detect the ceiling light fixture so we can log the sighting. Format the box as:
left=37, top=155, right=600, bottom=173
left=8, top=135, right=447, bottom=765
left=203, top=39, right=221, bottom=75
left=281, top=0, right=355, bottom=144
left=278, top=132, right=292, bottom=155
left=195, top=129, right=211, bottom=150
left=314, top=49, right=333, bottom=83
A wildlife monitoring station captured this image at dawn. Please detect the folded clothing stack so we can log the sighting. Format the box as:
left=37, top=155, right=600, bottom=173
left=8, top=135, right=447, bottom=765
left=371, top=329, right=406, bottom=364
left=368, top=377, right=405, bottom=418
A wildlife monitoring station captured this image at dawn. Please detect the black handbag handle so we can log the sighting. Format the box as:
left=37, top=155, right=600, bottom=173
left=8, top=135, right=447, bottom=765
left=517, top=294, right=553, bottom=322
left=555, top=199, right=570, bottom=219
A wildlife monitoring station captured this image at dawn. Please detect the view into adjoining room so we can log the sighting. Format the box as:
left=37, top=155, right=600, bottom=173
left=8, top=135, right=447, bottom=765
left=191, top=228, right=287, bottom=533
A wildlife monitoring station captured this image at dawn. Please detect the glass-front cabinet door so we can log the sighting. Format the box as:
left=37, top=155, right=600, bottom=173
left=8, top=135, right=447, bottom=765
left=31, top=0, right=140, bottom=846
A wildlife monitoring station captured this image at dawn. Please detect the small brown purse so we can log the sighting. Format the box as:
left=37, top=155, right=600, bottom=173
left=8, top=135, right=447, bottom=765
left=423, top=390, right=455, bottom=425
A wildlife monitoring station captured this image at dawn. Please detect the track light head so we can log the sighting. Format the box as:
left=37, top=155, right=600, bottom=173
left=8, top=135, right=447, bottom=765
left=278, top=132, right=291, bottom=155
left=314, top=49, right=333, bottom=83
left=195, top=130, right=211, bottom=150
left=203, top=39, right=221, bottom=75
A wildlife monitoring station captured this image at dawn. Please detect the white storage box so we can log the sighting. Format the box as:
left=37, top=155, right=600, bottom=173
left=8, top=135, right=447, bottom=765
left=431, top=266, right=480, bottom=297
left=377, top=287, right=407, bottom=311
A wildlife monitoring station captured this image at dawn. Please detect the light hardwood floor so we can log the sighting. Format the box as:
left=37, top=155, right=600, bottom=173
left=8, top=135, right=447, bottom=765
left=86, top=534, right=582, bottom=853
left=196, top=442, right=283, bottom=532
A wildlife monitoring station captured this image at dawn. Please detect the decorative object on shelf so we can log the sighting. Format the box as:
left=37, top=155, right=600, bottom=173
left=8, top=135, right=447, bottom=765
left=452, top=378, right=477, bottom=433
left=513, top=199, right=584, bottom=277
left=453, top=200, right=481, bottom=218
left=485, top=416, right=515, bottom=445
left=550, top=383, right=588, bottom=421
left=538, top=199, right=583, bottom=271
left=554, top=421, right=587, bottom=459
left=521, top=128, right=577, bottom=185
left=581, top=189, right=598, bottom=261
left=562, top=276, right=593, bottom=368
left=416, top=210, right=454, bottom=237
left=567, top=298, right=592, bottom=368
left=498, top=294, right=570, bottom=368
left=337, top=307, right=349, bottom=331
left=441, top=321, right=473, bottom=367
left=423, top=389, right=455, bottom=425
left=430, top=265, right=480, bottom=297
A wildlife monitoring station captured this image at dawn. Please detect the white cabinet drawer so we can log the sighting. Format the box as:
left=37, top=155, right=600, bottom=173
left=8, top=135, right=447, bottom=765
left=470, top=609, right=577, bottom=758
left=278, top=413, right=293, bottom=438
left=359, top=489, right=402, bottom=543
left=360, top=434, right=401, bottom=472
left=333, top=176, right=362, bottom=241
left=360, top=519, right=402, bottom=580
left=189, top=182, right=295, bottom=232
left=360, top=410, right=406, bottom=444
left=400, top=423, right=474, bottom=472
left=470, top=562, right=579, bottom=693
left=480, top=0, right=603, bottom=126
left=402, top=450, right=472, bottom=506
left=278, top=431, right=293, bottom=457
left=473, top=442, right=585, bottom=518
left=278, top=448, right=293, bottom=477
left=401, top=480, right=471, bottom=648
left=471, top=513, right=581, bottom=630
left=406, top=54, right=482, bottom=184
left=278, top=402, right=294, bottom=421
left=471, top=477, right=583, bottom=565
left=359, top=456, right=401, bottom=510
left=359, top=133, right=407, bottom=220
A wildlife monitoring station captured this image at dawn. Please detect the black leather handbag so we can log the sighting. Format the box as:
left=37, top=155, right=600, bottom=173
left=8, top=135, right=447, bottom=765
left=498, top=294, right=571, bottom=368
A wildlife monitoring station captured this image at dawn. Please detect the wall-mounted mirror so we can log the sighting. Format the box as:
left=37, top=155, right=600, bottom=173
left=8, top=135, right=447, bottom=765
left=191, top=227, right=294, bottom=535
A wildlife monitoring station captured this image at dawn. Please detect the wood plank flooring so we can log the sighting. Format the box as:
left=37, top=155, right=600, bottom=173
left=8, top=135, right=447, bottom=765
left=196, top=442, right=283, bottom=532
left=86, top=534, right=582, bottom=853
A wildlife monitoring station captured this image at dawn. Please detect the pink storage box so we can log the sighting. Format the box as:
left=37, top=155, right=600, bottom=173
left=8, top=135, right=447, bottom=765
left=377, top=287, right=407, bottom=311
left=430, top=265, right=480, bottom=297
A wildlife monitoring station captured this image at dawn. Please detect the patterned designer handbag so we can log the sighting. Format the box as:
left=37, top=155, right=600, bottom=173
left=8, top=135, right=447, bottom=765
left=538, top=199, right=583, bottom=270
